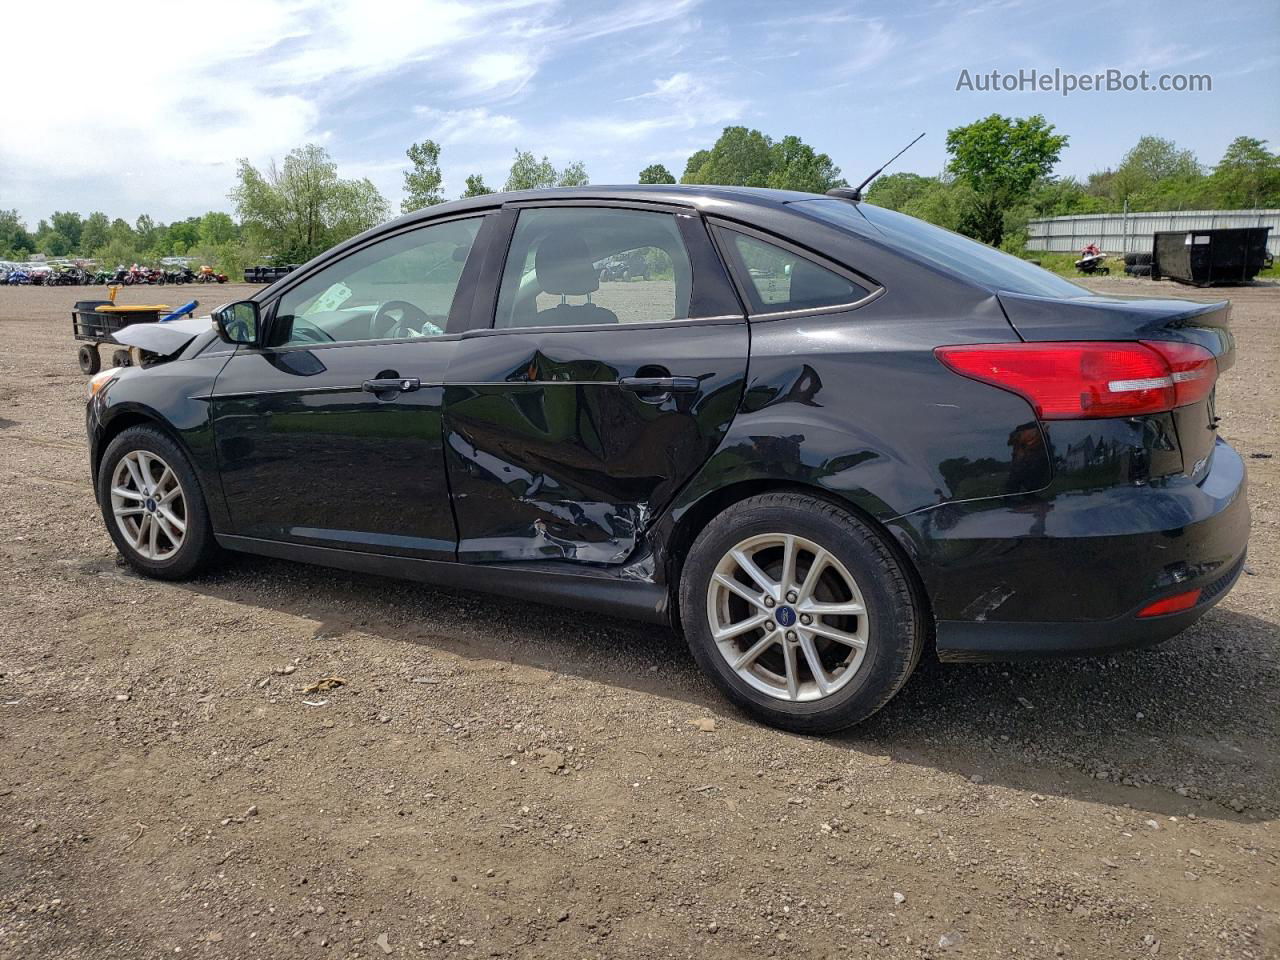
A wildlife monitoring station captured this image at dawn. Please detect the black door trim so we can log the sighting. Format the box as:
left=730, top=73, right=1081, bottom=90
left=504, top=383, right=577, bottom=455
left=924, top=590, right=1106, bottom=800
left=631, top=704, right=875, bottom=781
left=216, top=534, right=670, bottom=624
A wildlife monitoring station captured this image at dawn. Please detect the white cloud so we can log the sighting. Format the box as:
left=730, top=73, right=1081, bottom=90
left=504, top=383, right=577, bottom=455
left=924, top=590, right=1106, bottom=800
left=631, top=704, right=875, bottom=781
left=412, top=107, right=524, bottom=144
left=622, top=72, right=747, bottom=127
left=0, top=0, right=697, bottom=222
left=462, top=52, right=541, bottom=98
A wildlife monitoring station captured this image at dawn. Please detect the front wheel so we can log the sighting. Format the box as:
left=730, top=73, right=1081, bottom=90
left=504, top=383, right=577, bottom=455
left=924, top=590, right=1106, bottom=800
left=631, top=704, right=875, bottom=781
left=679, top=492, right=925, bottom=733
left=97, top=426, right=219, bottom=580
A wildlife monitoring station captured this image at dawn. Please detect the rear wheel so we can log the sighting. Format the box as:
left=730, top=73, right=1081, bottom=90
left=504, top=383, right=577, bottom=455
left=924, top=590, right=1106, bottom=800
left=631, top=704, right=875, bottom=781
left=679, top=492, right=924, bottom=733
left=97, top=426, right=219, bottom=580
left=111, top=349, right=132, bottom=368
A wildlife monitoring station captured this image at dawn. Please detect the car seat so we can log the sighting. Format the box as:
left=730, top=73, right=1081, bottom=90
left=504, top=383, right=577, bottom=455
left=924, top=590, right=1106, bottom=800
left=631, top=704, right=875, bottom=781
left=530, top=232, right=619, bottom=327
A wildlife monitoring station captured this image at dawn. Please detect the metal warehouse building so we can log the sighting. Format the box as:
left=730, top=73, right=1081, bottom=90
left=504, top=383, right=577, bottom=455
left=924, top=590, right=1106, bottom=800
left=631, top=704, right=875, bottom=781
left=1027, top=209, right=1280, bottom=256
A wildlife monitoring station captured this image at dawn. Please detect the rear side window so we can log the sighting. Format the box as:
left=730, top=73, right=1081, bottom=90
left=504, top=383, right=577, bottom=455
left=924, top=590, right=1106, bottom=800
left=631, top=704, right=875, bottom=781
left=724, top=230, right=868, bottom=314
left=494, top=207, right=693, bottom=329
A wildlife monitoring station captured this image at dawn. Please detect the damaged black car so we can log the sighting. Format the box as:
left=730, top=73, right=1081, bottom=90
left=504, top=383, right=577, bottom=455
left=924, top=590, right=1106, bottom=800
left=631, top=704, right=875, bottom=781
left=85, top=185, right=1249, bottom=732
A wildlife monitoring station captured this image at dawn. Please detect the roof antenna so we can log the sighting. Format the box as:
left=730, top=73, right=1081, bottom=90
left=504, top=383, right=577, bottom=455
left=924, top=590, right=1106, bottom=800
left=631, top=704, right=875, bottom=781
left=827, top=132, right=926, bottom=202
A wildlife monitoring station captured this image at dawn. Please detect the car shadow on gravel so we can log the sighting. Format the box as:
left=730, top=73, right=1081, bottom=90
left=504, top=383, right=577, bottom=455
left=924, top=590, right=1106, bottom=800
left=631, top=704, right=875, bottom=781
left=175, top=553, right=1276, bottom=822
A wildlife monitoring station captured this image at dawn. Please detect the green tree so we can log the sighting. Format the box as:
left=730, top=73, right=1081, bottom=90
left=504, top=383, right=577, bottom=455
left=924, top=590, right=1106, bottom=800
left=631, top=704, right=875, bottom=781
left=557, top=160, right=589, bottom=187
left=198, top=211, right=237, bottom=247
left=231, top=143, right=389, bottom=263
left=402, top=139, right=444, bottom=213
left=504, top=150, right=559, bottom=191
left=904, top=181, right=974, bottom=234
left=1106, top=136, right=1202, bottom=209
left=36, top=227, right=71, bottom=257
left=33, top=219, right=73, bottom=256
left=330, top=178, right=391, bottom=244
left=108, top=218, right=136, bottom=247
left=767, top=135, right=845, bottom=192
left=681, top=150, right=711, bottom=182
left=681, top=127, right=774, bottom=186
left=80, top=212, right=110, bottom=254
left=1119, top=135, right=1200, bottom=182
left=134, top=214, right=161, bottom=251
left=680, top=128, right=844, bottom=192
left=50, top=211, right=83, bottom=250
left=460, top=174, right=492, bottom=198
left=168, top=216, right=202, bottom=254
left=1210, top=137, right=1280, bottom=208
left=945, top=113, right=1068, bottom=245
left=638, top=163, right=676, bottom=184
left=0, top=210, right=34, bottom=258
left=864, top=172, right=938, bottom=210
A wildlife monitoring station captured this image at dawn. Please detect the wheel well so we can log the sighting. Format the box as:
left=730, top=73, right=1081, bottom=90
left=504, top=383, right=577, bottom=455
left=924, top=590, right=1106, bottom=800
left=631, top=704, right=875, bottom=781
left=93, top=412, right=175, bottom=478
left=663, top=479, right=935, bottom=640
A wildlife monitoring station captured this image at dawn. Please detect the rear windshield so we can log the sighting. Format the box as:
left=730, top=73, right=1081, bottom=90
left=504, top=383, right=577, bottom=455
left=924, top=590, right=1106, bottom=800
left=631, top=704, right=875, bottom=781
left=789, top=197, right=1090, bottom=299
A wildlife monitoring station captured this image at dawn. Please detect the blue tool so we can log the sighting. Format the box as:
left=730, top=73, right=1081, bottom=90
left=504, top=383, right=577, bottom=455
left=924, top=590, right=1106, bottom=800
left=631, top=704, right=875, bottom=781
left=160, top=300, right=199, bottom=322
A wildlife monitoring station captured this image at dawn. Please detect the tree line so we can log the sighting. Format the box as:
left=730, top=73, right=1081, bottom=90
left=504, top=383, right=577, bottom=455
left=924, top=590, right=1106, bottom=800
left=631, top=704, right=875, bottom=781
left=4, top=119, right=1276, bottom=272
left=866, top=121, right=1280, bottom=249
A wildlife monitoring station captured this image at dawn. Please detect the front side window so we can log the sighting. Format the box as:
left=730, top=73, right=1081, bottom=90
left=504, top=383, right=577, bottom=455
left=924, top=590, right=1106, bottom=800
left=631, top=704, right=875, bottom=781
left=726, top=231, right=869, bottom=314
left=273, top=217, right=481, bottom=346
left=494, top=207, right=693, bottom=329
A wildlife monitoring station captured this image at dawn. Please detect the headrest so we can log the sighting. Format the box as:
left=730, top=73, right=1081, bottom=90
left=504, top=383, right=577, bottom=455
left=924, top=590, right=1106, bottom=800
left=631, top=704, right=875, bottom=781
left=535, top=232, right=599, bottom=296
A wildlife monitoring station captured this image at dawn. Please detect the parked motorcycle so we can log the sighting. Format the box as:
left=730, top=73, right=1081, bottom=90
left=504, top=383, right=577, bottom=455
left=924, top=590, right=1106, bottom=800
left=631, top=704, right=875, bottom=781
left=194, top=265, right=228, bottom=284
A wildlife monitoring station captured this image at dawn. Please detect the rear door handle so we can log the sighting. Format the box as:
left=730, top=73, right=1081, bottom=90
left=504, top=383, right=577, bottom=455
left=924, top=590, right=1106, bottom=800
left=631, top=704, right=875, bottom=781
left=619, top=376, right=699, bottom=394
left=362, top=377, right=420, bottom=393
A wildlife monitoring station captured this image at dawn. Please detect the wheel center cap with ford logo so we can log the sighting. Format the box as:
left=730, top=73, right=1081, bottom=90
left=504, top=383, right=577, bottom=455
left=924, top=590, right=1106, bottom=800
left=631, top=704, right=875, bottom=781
left=145, top=497, right=157, bottom=513
left=776, top=605, right=797, bottom=627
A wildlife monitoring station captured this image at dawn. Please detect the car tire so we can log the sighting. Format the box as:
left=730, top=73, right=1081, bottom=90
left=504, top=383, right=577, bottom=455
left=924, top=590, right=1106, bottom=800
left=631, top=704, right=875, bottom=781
left=97, top=425, right=219, bottom=581
left=1130, top=264, right=1152, bottom=277
left=78, top=344, right=101, bottom=375
left=111, top=349, right=132, bottom=368
left=678, top=492, right=924, bottom=734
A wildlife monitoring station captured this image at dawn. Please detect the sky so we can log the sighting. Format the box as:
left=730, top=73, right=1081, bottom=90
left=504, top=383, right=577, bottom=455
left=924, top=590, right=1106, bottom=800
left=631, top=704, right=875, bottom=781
left=2, top=0, right=1277, bottom=227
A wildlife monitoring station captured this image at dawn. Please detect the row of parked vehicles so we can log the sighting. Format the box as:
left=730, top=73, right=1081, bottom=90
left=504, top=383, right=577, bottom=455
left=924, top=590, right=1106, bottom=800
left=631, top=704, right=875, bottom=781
left=1, top=262, right=229, bottom=286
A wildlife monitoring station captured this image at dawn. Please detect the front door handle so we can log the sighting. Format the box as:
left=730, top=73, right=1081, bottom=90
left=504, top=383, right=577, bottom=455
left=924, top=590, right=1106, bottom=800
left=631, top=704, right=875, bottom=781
left=362, top=377, right=420, bottom=394
left=619, top=376, right=699, bottom=394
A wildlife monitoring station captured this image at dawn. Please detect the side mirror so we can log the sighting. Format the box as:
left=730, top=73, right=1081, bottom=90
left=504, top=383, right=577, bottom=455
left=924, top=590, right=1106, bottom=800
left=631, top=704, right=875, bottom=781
left=212, top=301, right=261, bottom=345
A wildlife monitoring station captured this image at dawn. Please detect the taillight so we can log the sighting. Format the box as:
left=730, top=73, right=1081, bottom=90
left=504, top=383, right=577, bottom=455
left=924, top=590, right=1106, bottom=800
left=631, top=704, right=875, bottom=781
left=934, top=341, right=1217, bottom=420
left=1143, top=340, right=1217, bottom=408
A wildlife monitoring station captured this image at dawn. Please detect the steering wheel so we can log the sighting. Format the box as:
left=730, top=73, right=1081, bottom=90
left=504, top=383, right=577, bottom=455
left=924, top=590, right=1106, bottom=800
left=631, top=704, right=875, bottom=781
left=370, top=300, right=431, bottom=339
left=287, top=316, right=335, bottom=345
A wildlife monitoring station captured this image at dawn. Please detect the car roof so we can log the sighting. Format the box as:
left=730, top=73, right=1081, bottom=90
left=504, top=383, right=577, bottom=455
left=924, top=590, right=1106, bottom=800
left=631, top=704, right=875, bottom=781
left=392, top=184, right=825, bottom=227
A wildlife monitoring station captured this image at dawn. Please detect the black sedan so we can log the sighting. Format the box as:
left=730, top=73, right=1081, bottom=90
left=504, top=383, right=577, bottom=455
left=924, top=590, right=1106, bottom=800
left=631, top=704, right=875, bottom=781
left=85, top=186, right=1249, bottom=732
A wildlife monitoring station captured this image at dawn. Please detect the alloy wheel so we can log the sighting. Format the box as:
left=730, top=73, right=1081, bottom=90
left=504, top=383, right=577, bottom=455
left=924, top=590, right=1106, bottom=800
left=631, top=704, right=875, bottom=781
left=110, top=450, right=187, bottom=561
left=706, top=533, right=869, bottom=702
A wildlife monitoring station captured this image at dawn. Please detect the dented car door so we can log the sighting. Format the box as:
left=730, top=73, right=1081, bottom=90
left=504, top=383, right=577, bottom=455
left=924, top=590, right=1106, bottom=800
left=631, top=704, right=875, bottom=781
left=442, top=202, right=748, bottom=565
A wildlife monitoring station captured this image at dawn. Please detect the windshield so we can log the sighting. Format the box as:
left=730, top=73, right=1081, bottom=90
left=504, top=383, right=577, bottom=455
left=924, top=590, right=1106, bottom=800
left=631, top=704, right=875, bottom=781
left=789, top=197, right=1090, bottom=299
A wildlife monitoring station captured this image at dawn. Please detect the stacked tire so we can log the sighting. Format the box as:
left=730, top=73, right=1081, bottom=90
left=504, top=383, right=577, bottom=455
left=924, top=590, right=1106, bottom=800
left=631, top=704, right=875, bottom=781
left=1124, top=251, right=1153, bottom=277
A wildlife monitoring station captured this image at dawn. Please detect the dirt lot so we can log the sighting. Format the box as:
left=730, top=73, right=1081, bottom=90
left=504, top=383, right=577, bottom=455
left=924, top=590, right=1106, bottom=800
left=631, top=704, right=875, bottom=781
left=0, top=279, right=1276, bottom=959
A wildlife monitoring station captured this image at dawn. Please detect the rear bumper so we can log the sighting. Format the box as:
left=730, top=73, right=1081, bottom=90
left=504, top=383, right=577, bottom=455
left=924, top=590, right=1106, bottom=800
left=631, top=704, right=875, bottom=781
left=893, top=438, right=1249, bottom=661
left=932, top=551, right=1245, bottom=660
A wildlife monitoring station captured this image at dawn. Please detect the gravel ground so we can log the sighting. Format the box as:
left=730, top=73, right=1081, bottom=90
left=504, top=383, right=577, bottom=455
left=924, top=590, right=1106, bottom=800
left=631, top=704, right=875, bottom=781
left=0, top=279, right=1276, bottom=959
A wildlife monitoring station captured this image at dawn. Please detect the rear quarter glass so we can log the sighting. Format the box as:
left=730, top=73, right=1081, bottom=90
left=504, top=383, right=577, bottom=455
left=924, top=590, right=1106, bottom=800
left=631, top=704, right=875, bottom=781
left=788, top=198, right=1091, bottom=299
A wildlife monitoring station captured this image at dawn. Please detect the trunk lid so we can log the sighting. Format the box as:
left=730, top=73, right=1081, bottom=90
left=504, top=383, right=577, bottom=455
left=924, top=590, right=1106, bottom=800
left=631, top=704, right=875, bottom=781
left=998, top=291, right=1234, bottom=482
left=997, top=291, right=1234, bottom=367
